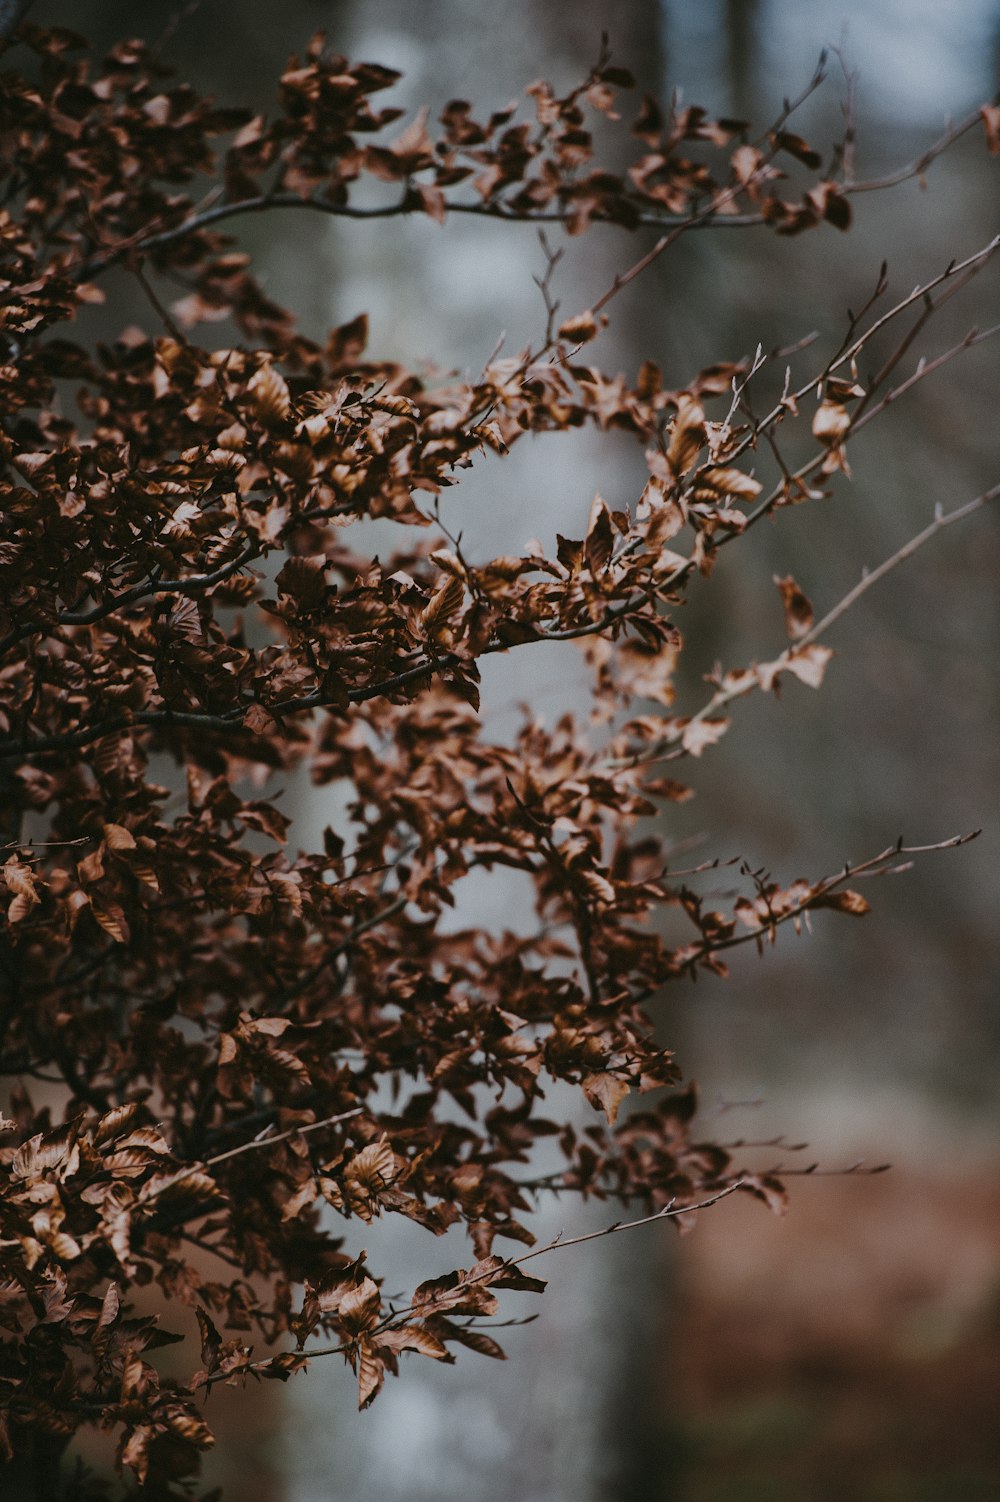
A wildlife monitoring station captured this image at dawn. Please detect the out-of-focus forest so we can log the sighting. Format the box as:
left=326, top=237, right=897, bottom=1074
left=33, top=2, right=1000, bottom=1498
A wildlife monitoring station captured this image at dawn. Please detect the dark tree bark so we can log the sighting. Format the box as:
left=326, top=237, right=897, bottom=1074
left=0, top=0, right=34, bottom=40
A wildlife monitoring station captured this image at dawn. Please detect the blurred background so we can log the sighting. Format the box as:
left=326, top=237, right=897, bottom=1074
left=35, top=1, right=1000, bottom=1498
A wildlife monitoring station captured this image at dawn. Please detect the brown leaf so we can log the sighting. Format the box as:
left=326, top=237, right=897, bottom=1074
left=680, top=717, right=729, bottom=757
left=103, top=822, right=136, bottom=850
left=582, top=1071, right=630, bottom=1124
left=740, top=1173, right=788, bottom=1215
left=91, top=901, right=130, bottom=944
left=339, top=1275, right=381, bottom=1332
left=773, top=575, right=814, bottom=640
left=698, top=466, right=762, bottom=502
left=377, top=1323, right=452, bottom=1361
left=812, top=399, right=851, bottom=444
left=326, top=312, right=369, bottom=365
left=98, top=1282, right=121, bottom=1330
left=357, top=1338, right=385, bottom=1408
left=420, top=575, right=464, bottom=636
left=558, top=310, right=599, bottom=343
left=981, top=103, right=1000, bottom=154
left=247, top=362, right=291, bottom=424
left=667, top=395, right=707, bottom=478
left=809, top=888, right=871, bottom=916
left=784, top=643, right=833, bottom=688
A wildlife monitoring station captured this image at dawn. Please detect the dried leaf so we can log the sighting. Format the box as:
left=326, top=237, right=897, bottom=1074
left=247, top=362, right=291, bottom=424
left=773, top=575, right=814, bottom=640
left=785, top=643, right=833, bottom=688
left=582, top=1071, right=630, bottom=1124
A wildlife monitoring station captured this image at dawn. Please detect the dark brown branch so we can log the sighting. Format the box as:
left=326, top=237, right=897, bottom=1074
left=0, top=545, right=260, bottom=659
left=69, top=108, right=985, bottom=284
left=0, top=583, right=655, bottom=759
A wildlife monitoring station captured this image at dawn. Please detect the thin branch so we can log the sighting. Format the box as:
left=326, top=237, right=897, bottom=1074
left=614, top=481, right=1000, bottom=773
left=728, top=233, right=1000, bottom=482
left=513, top=1179, right=744, bottom=1263
left=797, top=486, right=1000, bottom=648
left=0, top=545, right=260, bottom=658
left=191, top=1179, right=746, bottom=1391
left=67, top=101, right=985, bottom=283
left=201, top=1107, right=363, bottom=1171
left=686, top=832, right=980, bottom=965
left=846, top=108, right=983, bottom=194
left=132, top=263, right=189, bottom=345
left=284, top=896, right=409, bottom=1002
left=0, top=582, right=652, bottom=758
left=135, top=1108, right=364, bottom=1214
left=852, top=322, right=1000, bottom=434
left=6, top=470, right=996, bottom=762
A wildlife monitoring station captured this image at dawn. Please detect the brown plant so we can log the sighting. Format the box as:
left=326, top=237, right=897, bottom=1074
left=0, top=15, right=996, bottom=1498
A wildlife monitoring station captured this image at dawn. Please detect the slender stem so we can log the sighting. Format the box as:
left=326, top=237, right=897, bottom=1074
left=68, top=107, right=984, bottom=284
left=612, top=482, right=1000, bottom=773
left=797, top=486, right=1000, bottom=649
left=201, top=1106, right=363, bottom=1170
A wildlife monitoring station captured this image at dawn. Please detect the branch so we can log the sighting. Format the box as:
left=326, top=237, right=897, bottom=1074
left=846, top=108, right=984, bottom=194
left=5, top=471, right=995, bottom=763
left=3, top=450, right=998, bottom=766
left=130, top=1108, right=365, bottom=1242
left=512, top=1179, right=744, bottom=1262
left=0, top=578, right=657, bottom=759
left=851, top=322, right=1000, bottom=434
left=68, top=105, right=986, bottom=283
left=0, top=545, right=260, bottom=660
left=727, top=233, right=1000, bottom=483
left=191, top=1179, right=746, bottom=1392
left=199, top=1107, right=363, bottom=1171
left=616, top=481, right=1000, bottom=772
left=684, top=832, right=980, bottom=966
left=797, top=487, right=1000, bottom=648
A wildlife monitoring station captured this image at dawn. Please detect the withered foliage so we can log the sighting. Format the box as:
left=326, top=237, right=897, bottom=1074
left=0, top=18, right=996, bottom=1496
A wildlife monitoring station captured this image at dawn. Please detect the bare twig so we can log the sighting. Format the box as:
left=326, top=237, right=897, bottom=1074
left=514, top=1180, right=744, bottom=1262
left=797, top=487, right=1000, bottom=648
left=685, top=832, right=980, bottom=965
left=201, top=1107, right=363, bottom=1171
left=614, top=481, right=1000, bottom=773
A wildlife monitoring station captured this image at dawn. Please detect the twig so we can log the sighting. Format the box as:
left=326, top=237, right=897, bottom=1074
left=685, top=832, right=980, bottom=964
left=136, top=1108, right=364, bottom=1211
left=284, top=897, right=409, bottom=1001
left=513, top=1180, right=744, bottom=1262
left=613, top=481, right=1000, bottom=773
left=201, top=1107, right=363, bottom=1171
left=5, top=467, right=995, bottom=762
left=797, top=486, right=1000, bottom=650
left=191, top=1179, right=746, bottom=1391
left=67, top=95, right=983, bottom=285
left=132, top=263, right=188, bottom=345
left=0, top=545, right=260, bottom=659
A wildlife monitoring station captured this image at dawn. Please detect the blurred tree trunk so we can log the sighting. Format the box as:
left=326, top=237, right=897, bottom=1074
left=724, top=0, right=761, bottom=119
left=3, top=1435, right=68, bottom=1502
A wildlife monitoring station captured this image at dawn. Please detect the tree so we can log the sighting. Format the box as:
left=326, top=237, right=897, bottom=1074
left=1, top=14, right=997, bottom=1497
